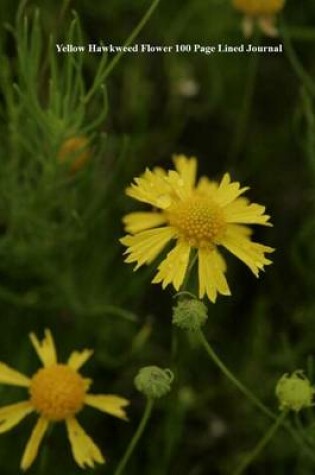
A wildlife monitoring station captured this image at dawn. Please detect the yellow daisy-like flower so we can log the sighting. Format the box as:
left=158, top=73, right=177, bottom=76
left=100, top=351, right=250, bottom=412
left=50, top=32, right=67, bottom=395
left=232, top=0, right=285, bottom=37
left=121, top=155, right=273, bottom=303
left=0, top=329, right=129, bottom=471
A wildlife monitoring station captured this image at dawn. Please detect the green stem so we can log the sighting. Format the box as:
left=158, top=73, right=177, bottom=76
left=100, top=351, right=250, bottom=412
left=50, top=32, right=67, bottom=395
left=58, top=0, right=72, bottom=24
left=181, top=251, right=197, bottom=292
left=228, top=40, right=260, bottom=162
left=197, top=329, right=274, bottom=419
left=84, top=0, right=160, bottom=104
left=196, top=329, right=315, bottom=462
left=16, top=0, right=29, bottom=23
left=294, top=412, right=315, bottom=446
left=104, top=0, right=160, bottom=78
left=233, top=412, right=287, bottom=475
left=280, top=21, right=315, bottom=97
left=114, top=398, right=154, bottom=475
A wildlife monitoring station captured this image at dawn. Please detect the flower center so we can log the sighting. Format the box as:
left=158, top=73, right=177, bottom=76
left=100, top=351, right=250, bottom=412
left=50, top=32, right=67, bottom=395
left=166, top=196, right=226, bottom=248
left=30, top=364, right=86, bottom=421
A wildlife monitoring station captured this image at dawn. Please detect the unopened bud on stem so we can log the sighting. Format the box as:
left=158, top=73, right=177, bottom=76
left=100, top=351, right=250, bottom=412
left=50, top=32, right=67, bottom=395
left=134, top=366, right=174, bottom=399
left=172, top=298, right=208, bottom=331
left=276, top=370, right=314, bottom=412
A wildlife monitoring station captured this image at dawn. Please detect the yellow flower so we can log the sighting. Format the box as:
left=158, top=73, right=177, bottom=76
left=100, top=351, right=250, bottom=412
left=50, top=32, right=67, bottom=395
left=121, top=155, right=273, bottom=303
left=58, top=136, right=91, bottom=173
left=232, top=0, right=285, bottom=37
left=0, top=329, right=129, bottom=470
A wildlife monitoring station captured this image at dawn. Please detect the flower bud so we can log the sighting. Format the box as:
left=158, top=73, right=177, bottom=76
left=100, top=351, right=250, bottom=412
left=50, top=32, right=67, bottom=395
left=58, top=135, right=91, bottom=173
left=275, top=371, right=314, bottom=412
left=134, top=366, right=174, bottom=399
left=172, top=298, right=208, bottom=331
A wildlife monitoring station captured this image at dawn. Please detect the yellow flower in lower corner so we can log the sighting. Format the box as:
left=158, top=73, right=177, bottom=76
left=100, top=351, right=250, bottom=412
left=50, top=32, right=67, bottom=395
left=232, top=0, right=285, bottom=37
left=121, top=155, right=274, bottom=303
left=0, top=330, right=129, bottom=471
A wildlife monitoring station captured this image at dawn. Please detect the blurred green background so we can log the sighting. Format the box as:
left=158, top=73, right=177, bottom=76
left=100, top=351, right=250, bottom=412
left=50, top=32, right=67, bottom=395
left=0, top=0, right=315, bottom=473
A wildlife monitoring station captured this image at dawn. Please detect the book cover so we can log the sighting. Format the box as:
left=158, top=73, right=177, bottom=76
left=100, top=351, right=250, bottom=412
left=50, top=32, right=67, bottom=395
left=0, top=1, right=314, bottom=474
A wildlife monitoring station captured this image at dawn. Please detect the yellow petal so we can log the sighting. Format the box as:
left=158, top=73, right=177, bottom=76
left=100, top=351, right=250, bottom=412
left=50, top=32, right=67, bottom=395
left=225, top=223, right=252, bottom=238
left=221, top=225, right=274, bottom=276
left=215, top=173, right=249, bottom=207
left=125, top=167, right=166, bottom=197
left=196, top=176, right=218, bottom=195
left=241, top=14, right=254, bottom=37
left=126, top=165, right=191, bottom=209
left=233, top=0, right=285, bottom=16
left=198, top=249, right=231, bottom=303
left=0, top=401, right=33, bottom=433
left=151, top=166, right=167, bottom=177
left=121, top=227, right=176, bottom=269
left=20, top=417, right=49, bottom=471
left=258, top=15, right=279, bottom=38
left=67, top=350, right=93, bottom=370
left=152, top=241, right=191, bottom=291
left=84, top=378, right=93, bottom=391
left=214, top=249, right=227, bottom=273
left=0, top=362, right=30, bottom=387
left=123, top=212, right=166, bottom=234
left=173, top=155, right=197, bottom=191
left=85, top=395, right=129, bottom=420
left=126, top=168, right=174, bottom=209
left=66, top=417, right=105, bottom=469
left=224, top=198, right=271, bottom=226
left=29, top=329, right=57, bottom=367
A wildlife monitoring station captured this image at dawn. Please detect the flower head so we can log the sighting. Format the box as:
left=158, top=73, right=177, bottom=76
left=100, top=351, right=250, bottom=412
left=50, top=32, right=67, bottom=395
left=0, top=329, right=129, bottom=470
left=58, top=136, right=91, bottom=173
left=232, top=0, right=285, bottom=37
left=121, top=155, right=273, bottom=303
left=276, top=371, right=314, bottom=412
left=172, top=297, right=208, bottom=331
left=134, top=366, right=174, bottom=399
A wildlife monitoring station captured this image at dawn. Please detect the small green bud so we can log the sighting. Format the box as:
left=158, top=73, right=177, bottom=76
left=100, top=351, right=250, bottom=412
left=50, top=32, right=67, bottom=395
left=134, top=366, right=174, bottom=399
left=172, top=298, right=208, bottom=331
left=275, top=370, right=314, bottom=412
